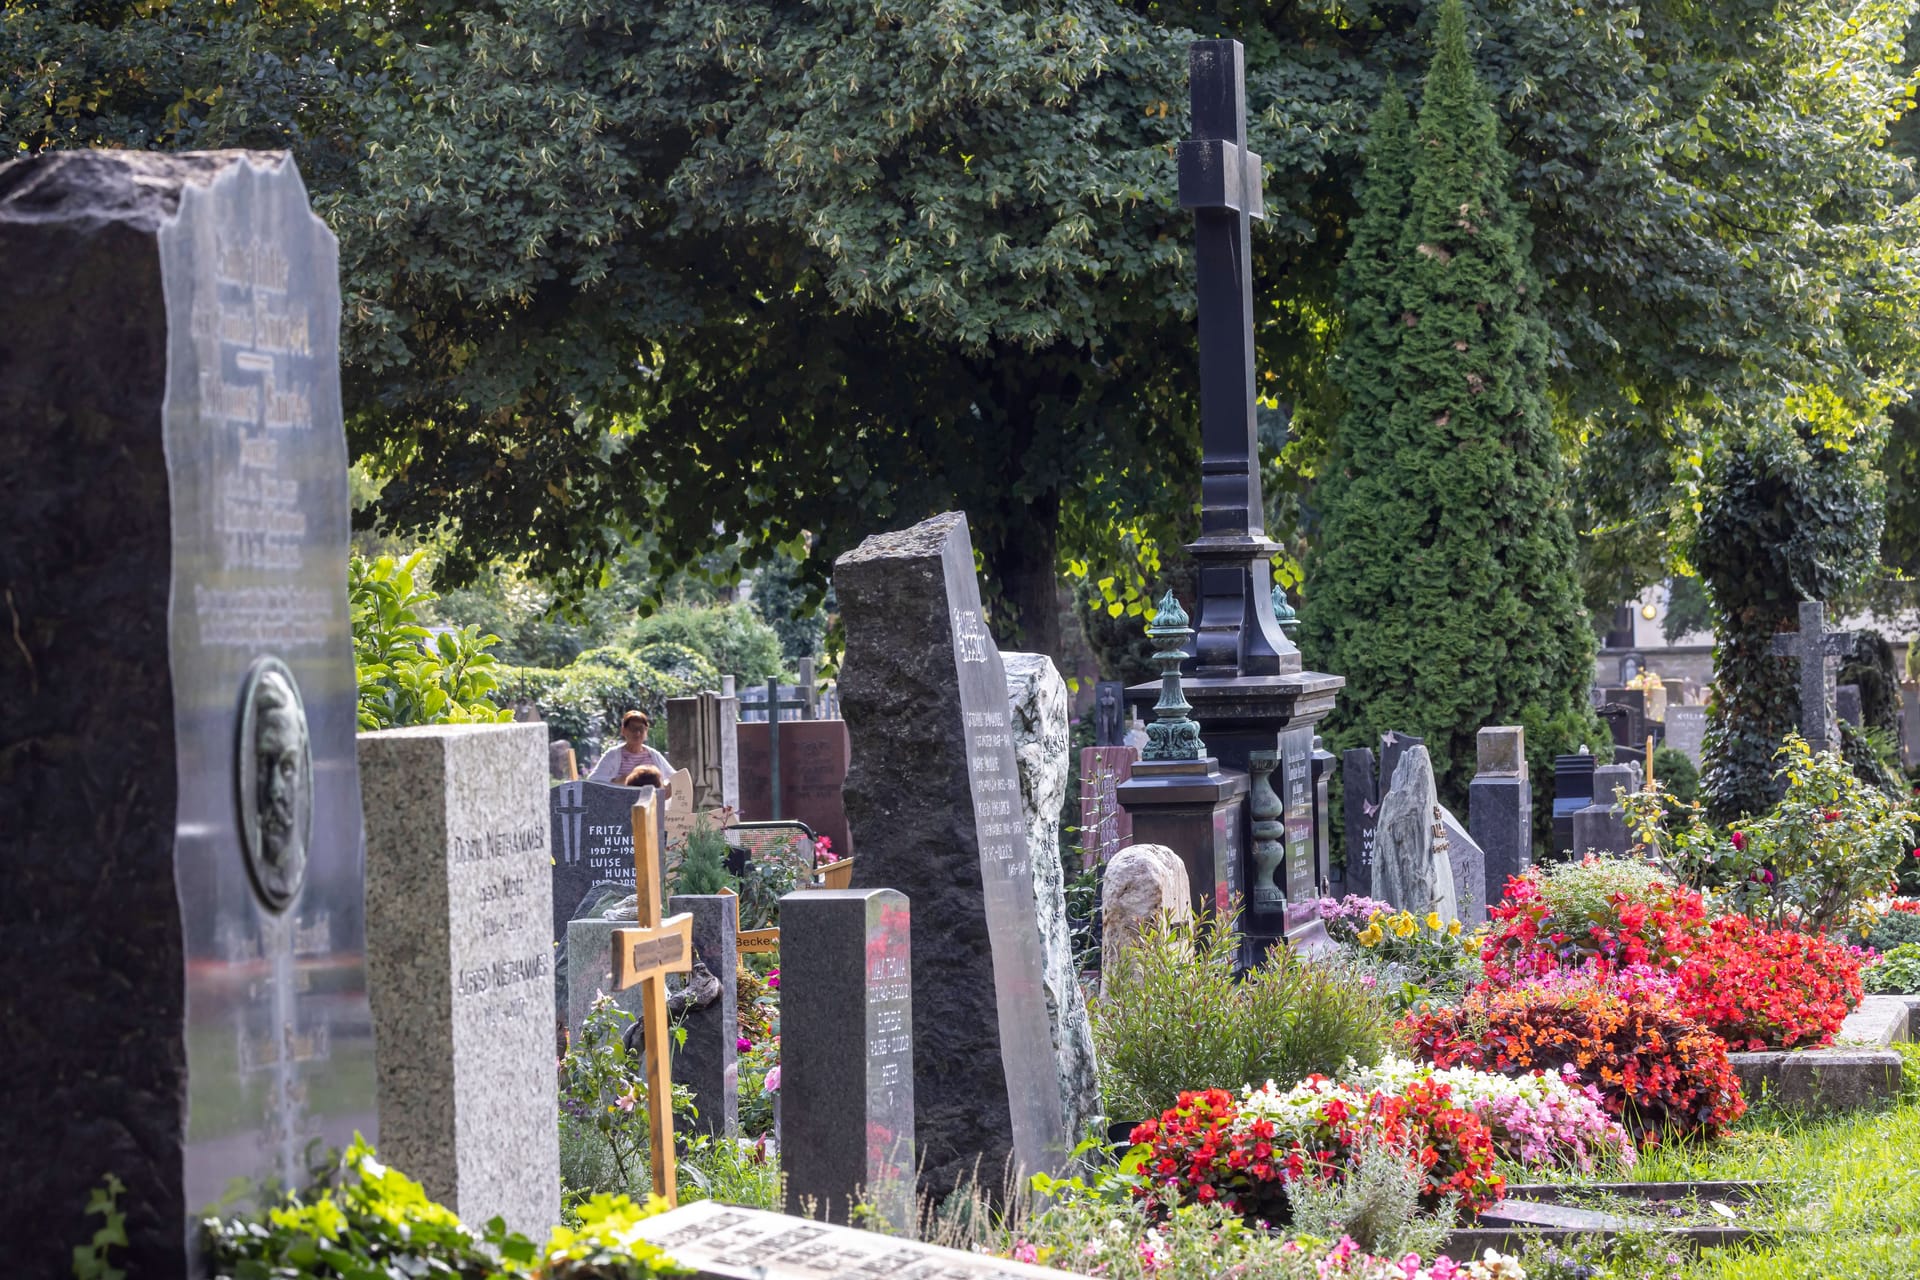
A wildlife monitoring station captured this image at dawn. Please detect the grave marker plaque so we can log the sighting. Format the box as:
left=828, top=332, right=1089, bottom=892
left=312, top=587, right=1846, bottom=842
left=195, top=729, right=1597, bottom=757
left=836, top=512, right=1069, bottom=1198
left=0, top=151, right=375, bottom=1273
left=549, top=780, right=648, bottom=941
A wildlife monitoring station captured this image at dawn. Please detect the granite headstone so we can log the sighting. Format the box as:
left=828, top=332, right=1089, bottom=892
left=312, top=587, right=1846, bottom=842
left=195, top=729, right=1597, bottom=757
left=738, top=718, right=853, bottom=856
left=1571, top=763, right=1637, bottom=857
left=1551, top=751, right=1597, bottom=857
left=836, top=511, right=1070, bottom=1197
left=779, top=888, right=916, bottom=1229
left=1663, top=706, right=1707, bottom=767
left=1373, top=746, right=1458, bottom=921
left=0, top=150, right=377, bottom=1272
left=1468, top=727, right=1531, bottom=904
left=1078, top=745, right=1139, bottom=864
left=667, top=892, right=740, bottom=1138
left=359, top=722, right=560, bottom=1238
left=549, top=780, right=648, bottom=943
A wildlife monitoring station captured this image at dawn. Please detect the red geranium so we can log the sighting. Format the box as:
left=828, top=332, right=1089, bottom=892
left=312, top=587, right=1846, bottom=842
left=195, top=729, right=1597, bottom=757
left=1481, top=864, right=1708, bottom=984
left=1676, top=915, right=1864, bottom=1051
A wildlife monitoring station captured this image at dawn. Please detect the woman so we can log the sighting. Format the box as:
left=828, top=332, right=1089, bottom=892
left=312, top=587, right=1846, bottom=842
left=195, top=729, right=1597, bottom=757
left=586, top=709, right=673, bottom=790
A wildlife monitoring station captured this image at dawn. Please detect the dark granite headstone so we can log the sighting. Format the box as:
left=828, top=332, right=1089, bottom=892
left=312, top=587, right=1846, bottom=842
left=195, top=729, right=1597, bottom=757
left=669, top=893, right=740, bottom=1138
left=549, top=780, right=648, bottom=944
left=779, top=888, right=915, bottom=1229
left=1551, top=752, right=1597, bottom=857
left=738, top=719, right=852, bottom=857
left=1078, top=745, right=1138, bottom=863
left=1341, top=748, right=1380, bottom=897
left=836, top=512, right=1070, bottom=1198
left=1572, top=763, right=1637, bottom=857
left=1468, top=727, right=1531, bottom=906
left=0, top=151, right=375, bottom=1273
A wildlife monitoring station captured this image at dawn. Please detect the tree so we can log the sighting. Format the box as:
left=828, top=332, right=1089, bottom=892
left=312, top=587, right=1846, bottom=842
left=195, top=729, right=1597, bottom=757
left=10, top=1, right=1920, bottom=659
left=1300, top=0, right=1601, bottom=817
left=1693, top=430, right=1884, bottom=820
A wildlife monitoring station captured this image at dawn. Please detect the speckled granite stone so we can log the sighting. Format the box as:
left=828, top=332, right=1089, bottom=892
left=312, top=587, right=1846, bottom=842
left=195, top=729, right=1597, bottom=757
left=1002, top=652, right=1102, bottom=1142
left=361, top=722, right=559, bottom=1238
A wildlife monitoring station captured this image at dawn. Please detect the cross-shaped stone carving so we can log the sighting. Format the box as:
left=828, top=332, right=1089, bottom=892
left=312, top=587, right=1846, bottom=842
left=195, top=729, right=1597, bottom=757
left=1770, top=601, right=1856, bottom=756
left=610, top=790, right=695, bottom=1205
left=1177, top=40, right=1295, bottom=677
left=552, top=783, right=587, bottom=865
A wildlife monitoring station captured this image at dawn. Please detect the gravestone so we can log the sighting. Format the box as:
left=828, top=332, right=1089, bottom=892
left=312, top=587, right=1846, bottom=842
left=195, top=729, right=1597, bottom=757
left=1003, top=652, right=1101, bottom=1141
left=549, top=780, right=649, bottom=943
left=549, top=738, right=577, bottom=781
left=1078, top=745, right=1139, bottom=863
left=623, top=1200, right=1065, bottom=1280
left=667, top=893, right=740, bottom=1138
left=1571, top=763, right=1637, bottom=857
left=1903, top=684, right=1920, bottom=768
left=0, top=150, right=378, bottom=1272
left=836, top=511, right=1070, bottom=1197
left=1468, top=727, right=1531, bottom=905
left=667, top=690, right=740, bottom=815
left=1552, top=751, right=1597, bottom=856
left=1373, top=746, right=1458, bottom=921
left=1771, top=601, right=1856, bottom=756
left=1100, top=845, right=1194, bottom=984
left=1838, top=683, right=1864, bottom=728
left=1438, top=807, right=1486, bottom=927
left=1664, top=706, right=1707, bottom=767
left=1340, top=732, right=1423, bottom=899
left=359, top=722, right=560, bottom=1237
left=738, top=718, right=853, bottom=857
left=779, top=888, right=916, bottom=1230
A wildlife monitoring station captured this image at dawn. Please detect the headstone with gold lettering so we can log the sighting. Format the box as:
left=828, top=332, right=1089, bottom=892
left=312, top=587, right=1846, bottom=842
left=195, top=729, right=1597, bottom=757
left=0, top=151, right=379, bottom=1272
left=359, top=721, right=560, bottom=1237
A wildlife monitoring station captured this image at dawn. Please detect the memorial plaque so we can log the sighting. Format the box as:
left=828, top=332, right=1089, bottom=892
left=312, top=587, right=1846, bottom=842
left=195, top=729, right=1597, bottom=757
left=0, top=151, right=375, bottom=1273
left=1664, top=706, right=1707, bottom=767
left=360, top=723, right=560, bottom=1236
left=549, top=780, right=649, bottom=942
left=1280, top=727, right=1316, bottom=904
left=836, top=512, right=1069, bottom=1197
left=626, top=1200, right=1064, bottom=1280
left=1078, top=745, right=1138, bottom=864
left=780, top=889, right=915, bottom=1229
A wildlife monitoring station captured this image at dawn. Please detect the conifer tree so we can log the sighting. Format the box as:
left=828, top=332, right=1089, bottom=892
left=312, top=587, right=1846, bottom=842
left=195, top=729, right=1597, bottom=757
left=1301, top=0, right=1599, bottom=825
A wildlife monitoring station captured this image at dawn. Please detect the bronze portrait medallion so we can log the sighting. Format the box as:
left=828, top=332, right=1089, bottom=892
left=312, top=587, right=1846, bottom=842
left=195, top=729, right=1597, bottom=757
left=235, top=656, right=313, bottom=910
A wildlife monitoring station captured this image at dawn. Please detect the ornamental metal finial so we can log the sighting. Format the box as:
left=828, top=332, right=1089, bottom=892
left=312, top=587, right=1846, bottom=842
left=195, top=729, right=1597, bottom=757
left=1144, top=590, right=1205, bottom=762
left=1271, top=584, right=1300, bottom=640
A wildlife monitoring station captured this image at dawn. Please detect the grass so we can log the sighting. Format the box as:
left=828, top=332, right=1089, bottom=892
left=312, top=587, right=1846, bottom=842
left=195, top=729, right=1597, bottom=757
left=1522, top=1043, right=1920, bottom=1278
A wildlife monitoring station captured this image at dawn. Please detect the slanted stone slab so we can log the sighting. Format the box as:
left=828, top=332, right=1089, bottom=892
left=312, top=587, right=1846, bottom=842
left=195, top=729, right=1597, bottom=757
left=1836, top=995, right=1910, bottom=1047
left=836, top=512, right=1070, bottom=1196
left=1728, top=1047, right=1902, bottom=1113
left=622, top=1199, right=1065, bottom=1280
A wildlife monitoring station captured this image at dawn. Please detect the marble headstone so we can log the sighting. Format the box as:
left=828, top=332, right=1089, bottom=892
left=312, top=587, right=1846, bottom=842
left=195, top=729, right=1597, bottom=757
left=0, top=150, right=377, bottom=1273
left=836, top=512, right=1070, bottom=1198
left=1438, top=806, right=1486, bottom=927
left=1003, top=651, right=1102, bottom=1142
left=360, top=722, right=559, bottom=1237
left=780, top=888, right=916, bottom=1230
left=1373, top=746, right=1458, bottom=921
left=1663, top=706, right=1707, bottom=767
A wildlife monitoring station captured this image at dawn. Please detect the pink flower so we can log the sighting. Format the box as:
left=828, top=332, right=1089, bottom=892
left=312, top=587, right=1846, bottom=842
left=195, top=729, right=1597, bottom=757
left=763, top=1065, right=782, bottom=1094
left=1012, top=1242, right=1038, bottom=1264
left=814, top=836, right=837, bottom=866
left=768, top=968, right=780, bottom=991
left=613, top=1089, right=638, bottom=1113
left=1731, top=831, right=1747, bottom=852
left=738, top=1036, right=753, bottom=1052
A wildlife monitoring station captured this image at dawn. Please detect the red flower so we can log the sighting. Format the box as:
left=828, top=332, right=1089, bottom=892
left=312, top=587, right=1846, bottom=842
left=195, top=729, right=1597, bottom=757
left=1731, top=831, right=1748, bottom=851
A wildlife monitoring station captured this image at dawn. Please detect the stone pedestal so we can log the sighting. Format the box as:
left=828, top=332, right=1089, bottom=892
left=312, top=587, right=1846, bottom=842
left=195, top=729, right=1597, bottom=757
left=1469, top=726, right=1531, bottom=908
left=1570, top=763, right=1638, bottom=858
left=1116, top=758, right=1250, bottom=927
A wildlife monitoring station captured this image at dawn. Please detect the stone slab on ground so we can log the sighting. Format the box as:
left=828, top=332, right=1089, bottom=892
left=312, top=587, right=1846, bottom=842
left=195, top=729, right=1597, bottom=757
left=1836, top=995, right=1911, bottom=1047
left=1727, top=1047, right=1903, bottom=1113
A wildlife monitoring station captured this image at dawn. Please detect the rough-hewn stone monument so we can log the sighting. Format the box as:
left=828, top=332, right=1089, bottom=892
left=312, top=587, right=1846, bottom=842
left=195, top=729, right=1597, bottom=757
left=1, top=151, right=376, bottom=1272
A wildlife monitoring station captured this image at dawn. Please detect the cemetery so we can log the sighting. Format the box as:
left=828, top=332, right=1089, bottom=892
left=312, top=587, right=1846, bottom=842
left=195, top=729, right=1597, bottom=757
left=11, top=4, right=1920, bottom=1280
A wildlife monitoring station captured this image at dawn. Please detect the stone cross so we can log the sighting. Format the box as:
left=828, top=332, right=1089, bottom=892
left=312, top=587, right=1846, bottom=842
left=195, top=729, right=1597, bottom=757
left=610, top=791, right=695, bottom=1205
left=1178, top=39, right=1294, bottom=676
left=1770, top=601, right=1856, bottom=756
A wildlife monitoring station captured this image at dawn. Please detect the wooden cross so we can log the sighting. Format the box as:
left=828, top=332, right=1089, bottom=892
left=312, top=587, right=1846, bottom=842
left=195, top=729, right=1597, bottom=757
left=1770, top=601, right=1856, bottom=756
left=610, top=790, right=695, bottom=1206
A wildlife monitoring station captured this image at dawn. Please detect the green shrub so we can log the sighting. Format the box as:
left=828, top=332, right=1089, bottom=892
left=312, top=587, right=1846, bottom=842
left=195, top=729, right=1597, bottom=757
left=1865, top=909, right=1920, bottom=955
left=350, top=551, right=517, bottom=731
left=498, top=646, right=710, bottom=752
left=625, top=603, right=784, bottom=686
left=1651, top=747, right=1700, bottom=808
left=669, top=818, right=735, bottom=897
left=1865, top=943, right=1920, bottom=995
left=1091, top=911, right=1389, bottom=1122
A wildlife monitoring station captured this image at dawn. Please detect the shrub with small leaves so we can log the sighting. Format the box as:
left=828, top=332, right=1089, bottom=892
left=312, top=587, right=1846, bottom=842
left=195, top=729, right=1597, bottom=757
left=1866, top=943, right=1920, bottom=994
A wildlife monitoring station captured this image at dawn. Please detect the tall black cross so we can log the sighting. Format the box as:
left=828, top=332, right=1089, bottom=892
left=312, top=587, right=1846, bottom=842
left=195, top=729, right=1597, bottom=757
left=1770, top=601, right=1856, bottom=756
left=1178, top=40, right=1295, bottom=677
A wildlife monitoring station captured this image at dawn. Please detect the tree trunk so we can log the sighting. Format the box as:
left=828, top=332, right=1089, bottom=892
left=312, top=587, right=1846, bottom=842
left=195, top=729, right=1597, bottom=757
left=984, top=486, right=1063, bottom=662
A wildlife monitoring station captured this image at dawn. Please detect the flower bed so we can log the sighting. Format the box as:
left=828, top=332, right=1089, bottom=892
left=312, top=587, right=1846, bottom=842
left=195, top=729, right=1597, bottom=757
left=1480, top=858, right=1707, bottom=984
left=1675, top=915, right=1863, bottom=1050
left=1400, top=967, right=1745, bottom=1142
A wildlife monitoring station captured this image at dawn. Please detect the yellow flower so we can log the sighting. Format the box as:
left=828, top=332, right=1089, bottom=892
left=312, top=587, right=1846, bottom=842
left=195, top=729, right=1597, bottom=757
left=1357, top=925, right=1384, bottom=947
left=1391, top=914, right=1418, bottom=938
left=1425, top=911, right=1443, bottom=932
left=1448, top=919, right=1463, bottom=937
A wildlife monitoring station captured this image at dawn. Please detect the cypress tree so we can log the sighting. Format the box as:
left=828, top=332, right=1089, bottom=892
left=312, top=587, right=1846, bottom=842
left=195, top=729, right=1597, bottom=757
left=1301, top=0, right=1599, bottom=824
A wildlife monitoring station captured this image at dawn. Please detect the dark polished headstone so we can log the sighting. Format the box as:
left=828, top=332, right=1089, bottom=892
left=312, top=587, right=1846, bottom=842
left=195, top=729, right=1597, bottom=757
left=1551, top=752, right=1597, bottom=857
left=1837, top=683, right=1863, bottom=728
left=1116, top=759, right=1248, bottom=924
left=1469, top=727, right=1532, bottom=906
left=669, top=893, right=740, bottom=1138
left=836, top=512, right=1069, bottom=1198
left=1342, top=748, right=1380, bottom=897
left=0, top=150, right=374, bottom=1273
left=738, top=718, right=851, bottom=856
left=549, top=780, right=649, bottom=944
left=779, top=888, right=914, bottom=1230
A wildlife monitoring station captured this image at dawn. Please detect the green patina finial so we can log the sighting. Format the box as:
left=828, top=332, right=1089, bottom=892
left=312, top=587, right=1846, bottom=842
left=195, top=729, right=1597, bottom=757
left=1271, top=583, right=1300, bottom=639
left=1143, top=589, right=1205, bottom=762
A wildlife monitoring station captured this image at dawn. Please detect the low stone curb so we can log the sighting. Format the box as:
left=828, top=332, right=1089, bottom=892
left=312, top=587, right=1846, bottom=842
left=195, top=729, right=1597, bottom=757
left=1836, top=995, right=1911, bottom=1047
left=1727, top=1046, right=1902, bottom=1114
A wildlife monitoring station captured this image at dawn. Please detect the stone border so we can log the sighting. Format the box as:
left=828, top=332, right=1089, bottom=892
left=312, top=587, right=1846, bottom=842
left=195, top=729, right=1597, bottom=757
left=1724, top=996, right=1910, bottom=1114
